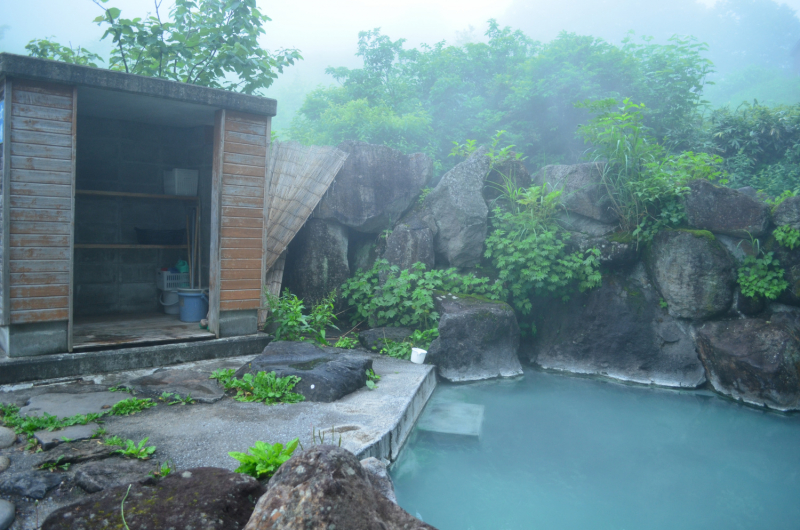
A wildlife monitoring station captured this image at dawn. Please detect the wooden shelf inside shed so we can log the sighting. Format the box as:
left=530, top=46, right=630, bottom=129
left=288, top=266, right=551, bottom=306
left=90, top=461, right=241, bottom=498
left=75, top=190, right=200, bottom=201
left=74, top=244, right=188, bottom=249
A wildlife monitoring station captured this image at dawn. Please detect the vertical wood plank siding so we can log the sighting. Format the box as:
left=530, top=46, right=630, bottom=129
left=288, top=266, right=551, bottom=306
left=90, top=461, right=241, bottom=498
left=1, top=79, right=9, bottom=325
left=210, top=110, right=269, bottom=335
left=7, top=80, right=74, bottom=325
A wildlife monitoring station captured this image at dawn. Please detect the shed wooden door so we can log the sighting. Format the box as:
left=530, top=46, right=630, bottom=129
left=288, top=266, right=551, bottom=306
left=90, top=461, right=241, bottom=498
left=0, top=78, right=76, bottom=347
left=208, top=109, right=270, bottom=336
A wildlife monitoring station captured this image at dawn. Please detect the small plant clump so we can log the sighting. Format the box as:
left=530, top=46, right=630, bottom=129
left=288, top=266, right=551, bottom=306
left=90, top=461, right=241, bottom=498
left=378, top=328, right=438, bottom=360
left=211, top=370, right=305, bottom=405
left=39, top=456, right=70, bottom=472
left=113, top=437, right=157, bottom=460
left=738, top=251, right=789, bottom=300
left=334, top=335, right=360, bottom=349
left=0, top=402, right=104, bottom=440
left=159, top=392, right=195, bottom=405
left=365, top=369, right=381, bottom=390
left=229, top=438, right=299, bottom=480
left=110, top=397, right=157, bottom=416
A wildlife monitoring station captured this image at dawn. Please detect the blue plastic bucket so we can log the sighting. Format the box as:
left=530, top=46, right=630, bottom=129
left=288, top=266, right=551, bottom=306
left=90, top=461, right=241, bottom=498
left=177, top=288, right=208, bottom=322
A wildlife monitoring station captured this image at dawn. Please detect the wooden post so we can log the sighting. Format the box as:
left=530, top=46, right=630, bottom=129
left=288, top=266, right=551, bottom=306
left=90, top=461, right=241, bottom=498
left=208, top=109, right=225, bottom=337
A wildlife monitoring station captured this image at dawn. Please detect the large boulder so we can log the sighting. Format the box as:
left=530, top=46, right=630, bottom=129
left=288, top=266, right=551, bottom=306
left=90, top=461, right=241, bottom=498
left=684, top=179, right=771, bottom=238
left=646, top=230, right=736, bottom=320
left=530, top=264, right=706, bottom=388
left=427, top=292, right=522, bottom=382
left=283, top=218, right=349, bottom=304
left=358, top=327, right=414, bottom=352
left=773, top=195, right=800, bottom=230
left=533, top=162, right=617, bottom=224
left=235, top=341, right=371, bottom=402
left=42, top=467, right=264, bottom=530
left=314, top=141, right=433, bottom=233
left=695, top=312, right=800, bottom=411
left=243, top=445, right=435, bottom=530
left=425, top=148, right=491, bottom=267
left=384, top=210, right=436, bottom=272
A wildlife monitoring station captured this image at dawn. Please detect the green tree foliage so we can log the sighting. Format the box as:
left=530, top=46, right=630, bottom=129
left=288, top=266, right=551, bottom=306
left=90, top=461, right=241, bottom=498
left=27, top=0, right=301, bottom=94
left=290, top=21, right=713, bottom=171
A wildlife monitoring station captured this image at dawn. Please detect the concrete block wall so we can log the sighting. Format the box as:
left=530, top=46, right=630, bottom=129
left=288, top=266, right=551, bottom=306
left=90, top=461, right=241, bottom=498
left=74, top=117, right=213, bottom=317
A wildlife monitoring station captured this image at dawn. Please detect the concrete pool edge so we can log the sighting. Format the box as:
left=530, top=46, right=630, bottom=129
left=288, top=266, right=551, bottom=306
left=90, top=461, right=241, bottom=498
left=355, top=364, right=438, bottom=462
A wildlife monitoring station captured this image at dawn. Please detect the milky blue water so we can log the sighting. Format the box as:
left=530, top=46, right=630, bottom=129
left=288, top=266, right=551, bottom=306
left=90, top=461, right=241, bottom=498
left=390, top=369, right=800, bottom=530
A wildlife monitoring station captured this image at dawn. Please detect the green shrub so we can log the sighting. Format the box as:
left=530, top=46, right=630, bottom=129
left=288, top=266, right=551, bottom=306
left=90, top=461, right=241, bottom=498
left=341, top=260, right=501, bottom=329
left=229, top=439, right=299, bottom=480
left=737, top=251, right=789, bottom=300
left=263, top=289, right=338, bottom=345
left=334, top=336, right=360, bottom=349
left=774, top=225, right=800, bottom=250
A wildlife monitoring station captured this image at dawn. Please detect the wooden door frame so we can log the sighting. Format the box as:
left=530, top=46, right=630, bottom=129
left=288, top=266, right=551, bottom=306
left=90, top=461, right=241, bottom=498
left=208, top=109, right=225, bottom=337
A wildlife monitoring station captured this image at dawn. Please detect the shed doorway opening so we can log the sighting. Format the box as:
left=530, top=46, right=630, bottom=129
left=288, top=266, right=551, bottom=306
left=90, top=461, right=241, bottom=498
left=72, top=90, right=215, bottom=351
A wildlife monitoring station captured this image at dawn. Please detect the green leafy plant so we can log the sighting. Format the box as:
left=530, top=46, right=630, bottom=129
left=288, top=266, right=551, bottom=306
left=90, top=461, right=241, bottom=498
left=379, top=340, right=412, bottom=360
left=209, top=368, right=236, bottom=388
left=39, top=456, right=70, bottom=472
left=659, top=298, right=669, bottom=309
left=225, top=371, right=305, bottom=405
left=263, top=290, right=338, bottom=345
left=150, top=460, right=173, bottom=478
left=341, top=260, right=501, bottom=329
left=229, top=438, right=299, bottom=479
left=110, top=398, right=157, bottom=416
left=334, top=336, right=360, bottom=349
left=159, top=392, right=194, bottom=405
left=104, top=435, right=125, bottom=447
left=738, top=251, right=789, bottom=300
left=365, top=369, right=381, bottom=390
left=113, top=437, right=157, bottom=460
left=92, top=427, right=107, bottom=439
left=774, top=225, right=800, bottom=250
left=108, top=386, right=132, bottom=393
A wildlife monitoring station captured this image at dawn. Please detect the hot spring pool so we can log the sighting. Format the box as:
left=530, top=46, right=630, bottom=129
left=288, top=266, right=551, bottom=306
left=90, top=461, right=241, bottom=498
left=390, top=369, right=800, bottom=530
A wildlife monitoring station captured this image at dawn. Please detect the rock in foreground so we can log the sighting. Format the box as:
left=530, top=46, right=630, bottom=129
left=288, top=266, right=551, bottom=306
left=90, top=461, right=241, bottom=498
left=531, top=265, right=706, bottom=388
left=427, top=293, right=522, bottom=382
left=695, top=313, right=800, bottom=411
left=684, top=179, right=771, bottom=238
left=244, top=446, right=435, bottom=530
left=236, top=341, right=371, bottom=402
left=42, top=467, right=264, bottom=530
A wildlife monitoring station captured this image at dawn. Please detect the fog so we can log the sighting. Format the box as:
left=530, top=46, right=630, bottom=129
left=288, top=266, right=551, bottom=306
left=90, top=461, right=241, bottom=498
left=1, top=0, right=799, bottom=131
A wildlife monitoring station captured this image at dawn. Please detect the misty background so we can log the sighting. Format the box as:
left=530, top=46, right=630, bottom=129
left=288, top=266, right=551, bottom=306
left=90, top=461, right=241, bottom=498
left=1, top=0, right=799, bottom=134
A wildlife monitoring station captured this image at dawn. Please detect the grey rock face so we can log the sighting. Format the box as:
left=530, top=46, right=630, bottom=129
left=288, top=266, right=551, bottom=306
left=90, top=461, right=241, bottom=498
left=684, top=179, right=771, bottom=238
left=236, top=341, right=371, bottom=402
left=426, top=148, right=492, bottom=267
left=39, top=439, right=116, bottom=466
left=0, top=456, right=9, bottom=473
left=74, top=457, right=154, bottom=493
left=126, top=368, right=225, bottom=403
left=647, top=230, right=736, bottom=320
left=531, top=264, right=706, bottom=388
left=314, top=141, right=433, bottom=233
left=533, top=162, right=617, bottom=223
left=358, top=327, right=414, bottom=353
left=695, top=312, right=800, bottom=411
left=556, top=212, right=618, bottom=238
left=774, top=243, right=800, bottom=306
left=771, top=195, right=800, bottom=230
left=244, top=446, right=434, bottom=530
left=0, top=471, right=62, bottom=499
left=283, top=218, right=350, bottom=304
left=427, top=293, right=523, bottom=382
left=384, top=210, right=436, bottom=272
left=360, top=457, right=397, bottom=504
left=0, top=499, right=14, bottom=530
left=0, top=427, right=15, bottom=449
left=43, top=467, right=263, bottom=530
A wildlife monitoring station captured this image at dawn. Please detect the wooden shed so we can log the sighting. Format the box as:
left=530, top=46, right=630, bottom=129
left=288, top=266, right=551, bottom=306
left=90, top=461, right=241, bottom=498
left=0, top=53, right=277, bottom=358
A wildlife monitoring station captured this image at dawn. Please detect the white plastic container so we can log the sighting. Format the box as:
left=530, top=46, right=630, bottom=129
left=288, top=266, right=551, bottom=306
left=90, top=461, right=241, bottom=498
left=159, top=290, right=180, bottom=315
left=410, top=347, right=427, bottom=364
left=157, top=271, right=189, bottom=290
left=163, top=169, right=198, bottom=196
